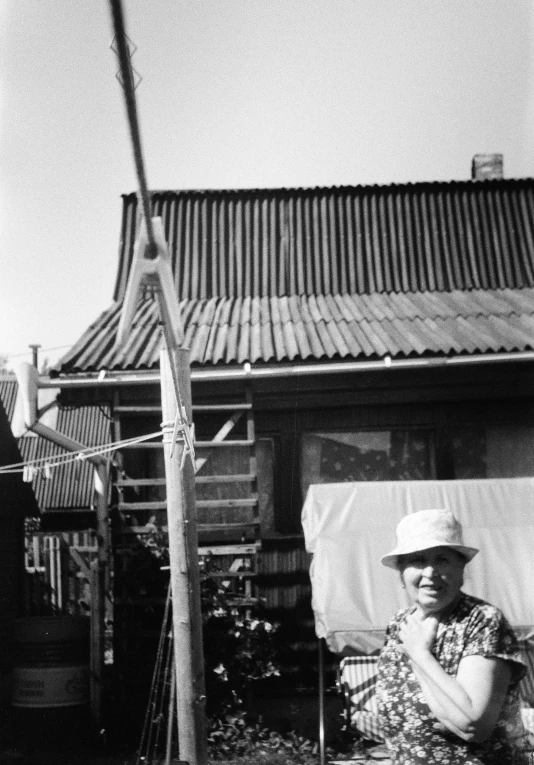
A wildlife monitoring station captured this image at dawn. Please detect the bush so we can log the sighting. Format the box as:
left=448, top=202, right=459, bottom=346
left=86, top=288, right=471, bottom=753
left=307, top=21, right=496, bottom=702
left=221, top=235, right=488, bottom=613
left=138, top=522, right=281, bottom=716
left=201, top=569, right=280, bottom=715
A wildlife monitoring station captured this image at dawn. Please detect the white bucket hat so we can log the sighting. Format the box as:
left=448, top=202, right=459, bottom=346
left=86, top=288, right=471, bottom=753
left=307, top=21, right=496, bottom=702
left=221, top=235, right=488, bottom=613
left=381, top=509, right=479, bottom=569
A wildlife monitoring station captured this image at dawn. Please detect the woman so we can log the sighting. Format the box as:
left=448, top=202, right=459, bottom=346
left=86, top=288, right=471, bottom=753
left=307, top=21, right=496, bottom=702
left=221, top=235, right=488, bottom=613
left=376, top=508, right=529, bottom=764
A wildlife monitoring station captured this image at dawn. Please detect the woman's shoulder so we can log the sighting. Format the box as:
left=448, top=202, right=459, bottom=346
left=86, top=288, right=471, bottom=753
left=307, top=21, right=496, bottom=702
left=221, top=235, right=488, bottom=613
left=455, top=593, right=527, bottom=681
left=457, top=592, right=511, bottom=627
left=447, top=593, right=521, bottom=646
left=387, top=605, right=415, bottom=627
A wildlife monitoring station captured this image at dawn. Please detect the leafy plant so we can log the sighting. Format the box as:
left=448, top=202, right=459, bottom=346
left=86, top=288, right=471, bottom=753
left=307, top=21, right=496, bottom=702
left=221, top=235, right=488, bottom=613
left=200, top=567, right=280, bottom=715
left=136, top=522, right=281, bottom=716
left=207, top=708, right=319, bottom=763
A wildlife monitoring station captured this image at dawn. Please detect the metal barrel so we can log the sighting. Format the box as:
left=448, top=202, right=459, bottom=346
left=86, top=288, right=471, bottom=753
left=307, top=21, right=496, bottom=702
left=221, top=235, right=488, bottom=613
left=11, top=616, right=91, bottom=749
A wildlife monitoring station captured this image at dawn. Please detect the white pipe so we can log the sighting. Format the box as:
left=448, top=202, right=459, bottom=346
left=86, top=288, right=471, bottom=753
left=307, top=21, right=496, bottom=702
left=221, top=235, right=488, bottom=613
left=39, top=350, right=534, bottom=388
left=13, top=362, right=106, bottom=468
left=13, top=362, right=39, bottom=422
left=31, top=422, right=105, bottom=471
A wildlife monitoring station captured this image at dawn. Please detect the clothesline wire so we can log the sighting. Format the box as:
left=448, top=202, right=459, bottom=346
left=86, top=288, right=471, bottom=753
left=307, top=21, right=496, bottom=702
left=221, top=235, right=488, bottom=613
left=0, top=429, right=165, bottom=475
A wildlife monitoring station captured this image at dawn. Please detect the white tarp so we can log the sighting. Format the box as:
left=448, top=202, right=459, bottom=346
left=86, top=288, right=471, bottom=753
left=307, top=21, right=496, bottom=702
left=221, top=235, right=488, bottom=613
left=302, top=478, right=534, bottom=654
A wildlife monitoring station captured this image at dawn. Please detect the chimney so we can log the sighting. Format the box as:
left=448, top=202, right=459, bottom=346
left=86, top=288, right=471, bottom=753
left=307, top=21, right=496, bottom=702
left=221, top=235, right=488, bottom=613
left=28, top=344, right=41, bottom=368
left=472, top=153, right=503, bottom=181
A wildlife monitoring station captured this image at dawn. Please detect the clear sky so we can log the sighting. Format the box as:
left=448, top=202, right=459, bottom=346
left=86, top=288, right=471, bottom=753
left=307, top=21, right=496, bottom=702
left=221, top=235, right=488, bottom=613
left=1, top=0, right=533, bottom=369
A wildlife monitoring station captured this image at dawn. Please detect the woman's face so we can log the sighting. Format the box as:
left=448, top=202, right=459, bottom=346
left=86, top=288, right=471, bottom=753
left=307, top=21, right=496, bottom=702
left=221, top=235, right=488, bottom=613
left=399, top=546, right=466, bottom=616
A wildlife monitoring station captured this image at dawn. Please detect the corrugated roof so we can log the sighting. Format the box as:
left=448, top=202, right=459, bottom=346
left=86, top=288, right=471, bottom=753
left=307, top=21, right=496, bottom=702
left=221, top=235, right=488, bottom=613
left=18, top=403, right=112, bottom=511
left=0, top=377, right=112, bottom=511
left=113, top=179, right=534, bottom=301
left=0, top=377, right=18, bottom=420
left=56, top=288, right=534, bottom=373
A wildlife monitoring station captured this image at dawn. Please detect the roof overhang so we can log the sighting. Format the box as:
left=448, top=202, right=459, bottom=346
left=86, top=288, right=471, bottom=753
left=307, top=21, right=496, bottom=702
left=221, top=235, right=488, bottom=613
left=43, top=350, right=534, bottom=389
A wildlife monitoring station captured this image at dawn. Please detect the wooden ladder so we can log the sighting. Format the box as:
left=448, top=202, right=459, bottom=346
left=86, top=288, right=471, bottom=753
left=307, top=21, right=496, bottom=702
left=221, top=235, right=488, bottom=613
left=112, top=384, right=261, bottom=604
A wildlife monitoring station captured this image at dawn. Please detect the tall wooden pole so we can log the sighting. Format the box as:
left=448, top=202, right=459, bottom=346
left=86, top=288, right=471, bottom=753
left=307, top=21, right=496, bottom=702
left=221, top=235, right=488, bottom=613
left=92, top=462, right=110, bottom=730
left=160, top=347, right=207, bottom=765
left=318, top=638, right=326, bottom=765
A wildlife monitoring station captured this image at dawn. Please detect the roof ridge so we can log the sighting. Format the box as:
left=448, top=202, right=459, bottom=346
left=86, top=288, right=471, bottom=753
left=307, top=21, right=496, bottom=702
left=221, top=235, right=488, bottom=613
left=121, top=175, right=534, bottom=200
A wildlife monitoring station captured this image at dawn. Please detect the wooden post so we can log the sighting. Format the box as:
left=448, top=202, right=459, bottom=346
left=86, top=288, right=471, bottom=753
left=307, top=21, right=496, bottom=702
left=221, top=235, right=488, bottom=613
left=165, top=664, right=177, bottom=765
left=160, top=347, right=207, bottom=765
left=90, top=557, right=102, bottom=727
left=91, top=462, right=109, bottom=732
left=318, top=638, right=326, bottom=765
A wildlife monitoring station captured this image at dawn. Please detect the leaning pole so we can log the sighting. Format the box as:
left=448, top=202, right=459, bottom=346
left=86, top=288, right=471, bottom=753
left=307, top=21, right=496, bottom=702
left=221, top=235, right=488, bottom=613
left=160, top=347, right=207, bottom=765
left=107, top=4, right=207, bottom=760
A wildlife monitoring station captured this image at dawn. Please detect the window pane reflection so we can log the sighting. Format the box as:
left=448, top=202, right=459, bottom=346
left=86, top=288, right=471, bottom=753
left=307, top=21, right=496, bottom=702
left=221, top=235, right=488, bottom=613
left=301, top=429, right=433, bottom=497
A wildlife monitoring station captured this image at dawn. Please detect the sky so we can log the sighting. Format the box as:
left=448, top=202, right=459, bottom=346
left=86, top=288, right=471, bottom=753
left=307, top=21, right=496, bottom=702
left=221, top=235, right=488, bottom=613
left=1, top=0, right=534, bottom=370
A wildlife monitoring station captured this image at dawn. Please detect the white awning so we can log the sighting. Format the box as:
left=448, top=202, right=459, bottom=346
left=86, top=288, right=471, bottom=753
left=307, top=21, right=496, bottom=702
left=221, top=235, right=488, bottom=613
left=302, top=478, right=534, bottom=653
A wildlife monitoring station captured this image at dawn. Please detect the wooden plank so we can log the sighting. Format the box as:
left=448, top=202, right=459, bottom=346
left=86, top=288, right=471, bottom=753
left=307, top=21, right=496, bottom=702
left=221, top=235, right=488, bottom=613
left=194, top=409, right=244, bottom=473
left=118, top=501, right=167, bottom=512
left=222, top=597, right=260, bottom=607
left=198, top=522, right=260, bottom=532
left=67, top=545, right=92, bottom=580
left=193, top=403, right=252, bottom=412
left=195, top=439, right=254, bottom=448
left=211, top=410, right=244, bottom=439
left=246, top=386, right=257, bottom=498
left=198, top=543, right=261, bottom=556
left=205, top=571, right=257, bottom=579
left=117, top=477, right=167, bottom=487
left=90, top=559, right=102, bottom=727
left=115, top=405, right=162, bottom=413
left=196, top=498, right=258, bottom=509
left=195, top=473, right=256, bottom=484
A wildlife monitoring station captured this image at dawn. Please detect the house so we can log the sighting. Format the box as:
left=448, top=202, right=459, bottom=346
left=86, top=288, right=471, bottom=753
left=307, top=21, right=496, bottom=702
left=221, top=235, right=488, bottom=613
left=47, top=156, right=534, bottom=727
left=0, top=375, right=112, bottom=531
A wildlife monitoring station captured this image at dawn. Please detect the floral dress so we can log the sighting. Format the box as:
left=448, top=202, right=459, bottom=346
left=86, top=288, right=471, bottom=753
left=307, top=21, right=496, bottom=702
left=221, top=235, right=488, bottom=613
left=376, top=592, right=529, bottom=764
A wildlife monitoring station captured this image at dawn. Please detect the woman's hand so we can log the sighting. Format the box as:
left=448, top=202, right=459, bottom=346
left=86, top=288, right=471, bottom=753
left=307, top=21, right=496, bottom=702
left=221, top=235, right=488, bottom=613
left=398, top=614, right=512, bottom=743
left=398, top=612, right=438, bottom=661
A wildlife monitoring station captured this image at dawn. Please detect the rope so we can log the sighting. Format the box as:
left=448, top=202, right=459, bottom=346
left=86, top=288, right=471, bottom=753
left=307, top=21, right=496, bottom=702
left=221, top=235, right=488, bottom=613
left=0, top=430, right=164, bottom=475
left=108, top=0, right=156, bottom=255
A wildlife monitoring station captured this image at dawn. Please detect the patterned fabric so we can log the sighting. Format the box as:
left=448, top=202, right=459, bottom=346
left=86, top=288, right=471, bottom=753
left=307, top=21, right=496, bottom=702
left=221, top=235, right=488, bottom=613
left=518, top=636, right=534, bottom=705
left=376, top=592, right=530, bottom=764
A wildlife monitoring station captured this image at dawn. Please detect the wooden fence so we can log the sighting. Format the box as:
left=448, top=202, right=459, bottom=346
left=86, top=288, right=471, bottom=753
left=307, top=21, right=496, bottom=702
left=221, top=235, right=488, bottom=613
left=24, top=531, right=97, bottom=617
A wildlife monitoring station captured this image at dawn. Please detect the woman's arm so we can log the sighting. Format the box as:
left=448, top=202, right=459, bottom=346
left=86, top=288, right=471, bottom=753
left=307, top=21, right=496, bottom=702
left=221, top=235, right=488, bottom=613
left=400, top=613, right=512, bottom=743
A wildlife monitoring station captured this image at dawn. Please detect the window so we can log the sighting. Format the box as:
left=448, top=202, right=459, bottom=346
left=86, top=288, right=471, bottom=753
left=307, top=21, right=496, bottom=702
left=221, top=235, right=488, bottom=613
left=452, top=425, right=534, bottom=478
left=301, top=429, right=434, bottom=498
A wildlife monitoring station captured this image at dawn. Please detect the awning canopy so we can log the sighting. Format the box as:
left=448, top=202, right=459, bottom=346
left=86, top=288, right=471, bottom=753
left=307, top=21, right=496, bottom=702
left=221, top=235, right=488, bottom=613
left=302, top=478, right=534, bottom=654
